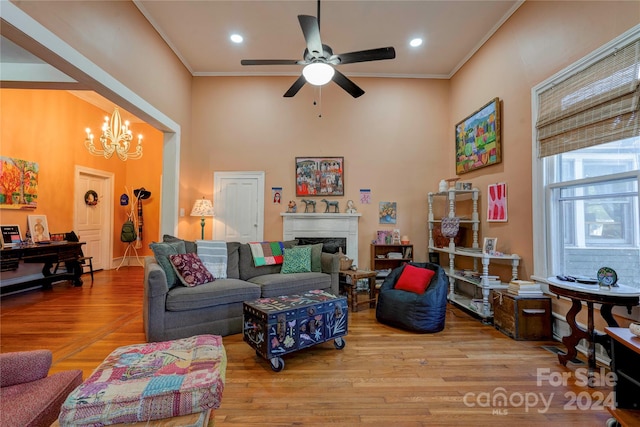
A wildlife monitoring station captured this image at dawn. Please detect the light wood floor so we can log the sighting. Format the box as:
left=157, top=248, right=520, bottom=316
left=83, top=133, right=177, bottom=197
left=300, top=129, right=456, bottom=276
left=0, top=268, right=615, bottom=426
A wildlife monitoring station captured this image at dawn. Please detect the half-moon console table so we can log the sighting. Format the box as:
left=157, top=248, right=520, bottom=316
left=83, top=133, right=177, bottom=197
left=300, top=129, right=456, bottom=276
left=547, top=277, right=640, bottom=383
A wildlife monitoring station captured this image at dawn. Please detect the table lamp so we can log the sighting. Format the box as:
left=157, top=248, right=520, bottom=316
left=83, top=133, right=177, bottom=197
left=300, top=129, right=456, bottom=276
left=190, top=198, right=214, bottom=240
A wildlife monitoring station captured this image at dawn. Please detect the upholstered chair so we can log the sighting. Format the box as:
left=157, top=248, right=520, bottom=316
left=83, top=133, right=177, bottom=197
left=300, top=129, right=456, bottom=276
left=375, top=262, right=448, bottom=333
left=0, top=350, right=82, bottom=427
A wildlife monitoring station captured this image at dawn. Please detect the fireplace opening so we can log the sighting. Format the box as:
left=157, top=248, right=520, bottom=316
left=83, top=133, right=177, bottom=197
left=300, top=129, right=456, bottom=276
left=295, top=237, right=347, bottom=255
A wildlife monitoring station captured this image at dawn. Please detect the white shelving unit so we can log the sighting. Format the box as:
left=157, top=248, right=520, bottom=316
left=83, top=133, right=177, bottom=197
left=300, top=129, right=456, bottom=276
left=427, top=188, right=520, bottom=319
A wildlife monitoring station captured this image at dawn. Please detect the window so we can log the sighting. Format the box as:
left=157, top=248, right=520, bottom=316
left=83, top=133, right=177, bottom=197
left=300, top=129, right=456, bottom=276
left=533, top=27, right=640, bottom=289
left=548, top=142, right=639, bottom=283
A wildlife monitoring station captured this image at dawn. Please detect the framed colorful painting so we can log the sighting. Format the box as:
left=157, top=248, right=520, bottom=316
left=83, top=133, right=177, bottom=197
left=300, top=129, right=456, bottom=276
left=379, top=202, right=397, bottom=224
left=455, top=98, right=501, bottom=174
left=0, top=156, right=38, bottom=209
left=295, top=157, right=344, bottom=196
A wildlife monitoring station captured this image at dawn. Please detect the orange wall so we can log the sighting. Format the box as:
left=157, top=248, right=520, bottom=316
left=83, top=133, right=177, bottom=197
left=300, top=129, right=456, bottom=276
left=7, top=1, right=640, bottom=278
left=448, top=0, right=640, bottom=280
left=0, top=89, right=163, bottom=257
left=189, top=76, right=451, bottom=267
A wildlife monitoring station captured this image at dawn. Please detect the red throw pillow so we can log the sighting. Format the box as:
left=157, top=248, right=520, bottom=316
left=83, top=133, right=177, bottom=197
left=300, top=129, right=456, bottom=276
left=394, top=265, right=436, bottom=294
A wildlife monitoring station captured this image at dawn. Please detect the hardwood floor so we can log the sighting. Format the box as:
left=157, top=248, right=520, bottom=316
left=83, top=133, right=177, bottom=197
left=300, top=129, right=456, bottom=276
left=0, top=268, right=615, bottom=426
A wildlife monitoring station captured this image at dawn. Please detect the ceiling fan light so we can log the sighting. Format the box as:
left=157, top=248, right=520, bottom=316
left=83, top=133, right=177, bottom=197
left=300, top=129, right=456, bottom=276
left=302, top=63, right=335, bottom=86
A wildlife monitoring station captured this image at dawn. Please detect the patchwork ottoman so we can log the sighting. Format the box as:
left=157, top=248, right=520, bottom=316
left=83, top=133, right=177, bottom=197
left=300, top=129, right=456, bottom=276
left=58, top=335, right=226, bottom=426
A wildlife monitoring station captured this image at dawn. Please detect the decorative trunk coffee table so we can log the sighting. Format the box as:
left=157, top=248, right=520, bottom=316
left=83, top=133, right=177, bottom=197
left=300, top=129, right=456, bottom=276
left=243, top=290, right=348, bottom=371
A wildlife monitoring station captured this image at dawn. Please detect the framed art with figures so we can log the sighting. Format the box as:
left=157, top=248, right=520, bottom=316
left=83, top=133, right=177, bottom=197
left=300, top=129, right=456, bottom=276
left=295, top=157, right=344, bottom=197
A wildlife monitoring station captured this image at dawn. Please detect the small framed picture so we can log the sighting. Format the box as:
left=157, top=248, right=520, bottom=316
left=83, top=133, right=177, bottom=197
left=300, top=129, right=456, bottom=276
left=28, top=215, right=51, bottom=243
left=1, top=225, right=23, bottom=248
left=483, top=237, right=497, bottom=255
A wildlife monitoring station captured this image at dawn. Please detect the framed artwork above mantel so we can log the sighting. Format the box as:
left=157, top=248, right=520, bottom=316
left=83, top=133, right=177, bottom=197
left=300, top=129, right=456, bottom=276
left=295, top=157, right=344, bottom=197
left=455, top=97, right=502, bottom=174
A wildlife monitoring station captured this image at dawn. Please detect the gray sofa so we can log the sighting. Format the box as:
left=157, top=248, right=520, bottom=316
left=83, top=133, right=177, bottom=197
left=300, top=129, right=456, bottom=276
left=143, top=238, right=340, bottom=342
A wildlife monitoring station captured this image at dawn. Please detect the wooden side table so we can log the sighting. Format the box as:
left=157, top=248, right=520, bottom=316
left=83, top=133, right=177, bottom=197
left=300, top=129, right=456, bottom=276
left=339, top=269, right=377, bottom=312
left=547, top=277, right=640, bottom=383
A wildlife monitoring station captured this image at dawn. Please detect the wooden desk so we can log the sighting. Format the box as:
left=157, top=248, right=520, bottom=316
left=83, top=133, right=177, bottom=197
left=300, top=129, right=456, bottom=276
left=339, top=269, right=377, bottom=312
left=1, top=241, right=85, bottom=293
left=548, top=277, right=640, bottom=381
left=605, top=327, right=640, bottom=427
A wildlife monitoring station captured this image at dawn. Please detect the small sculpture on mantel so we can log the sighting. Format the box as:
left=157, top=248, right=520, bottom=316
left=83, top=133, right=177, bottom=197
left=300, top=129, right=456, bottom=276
left=287, top=200, right=297, bottom=213
left=321, top=199, right=340, bottom=213
left=301, top=199, right=316, bottom=213
left=345, top=200, right=357, bottom=214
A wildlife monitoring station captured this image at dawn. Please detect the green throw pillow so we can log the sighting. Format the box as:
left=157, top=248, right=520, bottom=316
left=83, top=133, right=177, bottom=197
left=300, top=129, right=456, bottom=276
left=296, top=243, right=323, bottom=272
left=150, top=240, right=186, bottom=288
left=281, top=246, right=312, bottom=274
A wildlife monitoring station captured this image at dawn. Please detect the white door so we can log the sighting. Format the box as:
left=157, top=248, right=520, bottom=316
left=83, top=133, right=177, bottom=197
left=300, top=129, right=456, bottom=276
left=75, top=166, right=113, bottom=271
left=213, top=172, right=264, bottom=243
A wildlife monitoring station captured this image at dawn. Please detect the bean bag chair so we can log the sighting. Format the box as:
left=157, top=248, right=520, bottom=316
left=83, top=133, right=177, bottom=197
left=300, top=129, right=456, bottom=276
left=375, top=262, right=448, bottom=333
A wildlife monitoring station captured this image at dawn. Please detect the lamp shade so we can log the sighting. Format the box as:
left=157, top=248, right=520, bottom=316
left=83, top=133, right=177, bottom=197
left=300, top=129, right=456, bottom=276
left=190, top=199, right=214, bottom=217
left=302, top=63, right=335, bottom=86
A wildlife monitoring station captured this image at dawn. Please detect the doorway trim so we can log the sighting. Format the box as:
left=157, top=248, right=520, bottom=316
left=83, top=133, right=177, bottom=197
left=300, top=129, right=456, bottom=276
left=1, top=2, right=181, bottom=238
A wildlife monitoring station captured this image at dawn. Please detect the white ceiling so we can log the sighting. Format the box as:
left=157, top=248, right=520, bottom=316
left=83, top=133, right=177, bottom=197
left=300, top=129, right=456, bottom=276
left=1, top=0, right=523, bottom=113
left=134, top=0, right=522, bottom=79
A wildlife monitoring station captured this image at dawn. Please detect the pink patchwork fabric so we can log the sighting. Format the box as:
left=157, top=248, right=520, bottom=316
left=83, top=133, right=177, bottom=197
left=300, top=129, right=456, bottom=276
left=58, top=335, right=226, bottom=426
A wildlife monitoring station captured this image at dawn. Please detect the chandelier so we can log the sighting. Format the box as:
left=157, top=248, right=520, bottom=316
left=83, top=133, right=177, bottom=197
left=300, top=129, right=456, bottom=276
left=85, top=108, right=143, bottom=161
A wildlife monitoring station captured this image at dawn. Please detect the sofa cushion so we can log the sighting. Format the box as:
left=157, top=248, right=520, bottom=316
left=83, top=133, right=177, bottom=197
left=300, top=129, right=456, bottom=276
left=1, top=370, right=82, bottom=427
left=196, top=240, right=228, bottom=279
left=166, top=279, right=260, bottom=311
left=238, top=244, right=282, bottom=280
left=248, top=241, right=285, bottom=266
left=163, top=234, right=197, bottom=253
left=226, top=242, right=241, bottom=279
left=295, top=243, right=323, bottom=272
left=249, top=272, right=331, bottom=298
left=150, top=240, right=186, bottom=288
left=170, top=253, right=215, bottom=287
left=281, top=246, right=312, bottom=274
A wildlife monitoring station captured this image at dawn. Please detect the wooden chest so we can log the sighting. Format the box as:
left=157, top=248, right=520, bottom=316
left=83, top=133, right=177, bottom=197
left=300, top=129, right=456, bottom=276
left=492, top=291, right=552, bottom=341
left=243, top=290, right=348, bottom=371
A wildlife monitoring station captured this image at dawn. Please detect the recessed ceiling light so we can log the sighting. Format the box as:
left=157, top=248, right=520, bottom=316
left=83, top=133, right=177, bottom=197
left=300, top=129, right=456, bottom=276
left=410, top=38, right=423, bottom=47
left=230, top=34, right=243, bottom=43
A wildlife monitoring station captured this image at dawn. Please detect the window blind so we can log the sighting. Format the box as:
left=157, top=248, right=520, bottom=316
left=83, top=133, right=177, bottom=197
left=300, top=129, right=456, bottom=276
left=536, top=39, right=640, bottom=158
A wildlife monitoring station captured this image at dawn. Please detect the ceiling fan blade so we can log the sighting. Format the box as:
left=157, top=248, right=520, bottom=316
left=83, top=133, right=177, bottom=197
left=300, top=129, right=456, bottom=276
left=283, top=75, right=307, bottom=98
left=335, top=47, right=396, bottom=65
left=298, top=15, right=323, bottom=58
left=332, top=69, right=364, bottom=98
left=241, top=59, right=300, bottom=66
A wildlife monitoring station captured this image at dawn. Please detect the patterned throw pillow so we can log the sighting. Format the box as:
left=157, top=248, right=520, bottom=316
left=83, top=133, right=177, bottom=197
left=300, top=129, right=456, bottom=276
left=280, top=246, right=312, bottom=274
left=150, top=240, right=186, bottom=288
left=169, top=253, right=215, bottom=287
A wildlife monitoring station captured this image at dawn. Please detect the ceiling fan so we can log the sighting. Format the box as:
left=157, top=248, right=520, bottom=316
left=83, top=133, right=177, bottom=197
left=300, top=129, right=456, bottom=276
left=240, top=0, right=396, bottom=98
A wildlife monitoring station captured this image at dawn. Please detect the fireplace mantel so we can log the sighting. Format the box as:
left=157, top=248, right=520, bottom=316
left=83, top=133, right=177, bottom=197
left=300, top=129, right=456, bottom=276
left=281, top=213, right=361, bottom=266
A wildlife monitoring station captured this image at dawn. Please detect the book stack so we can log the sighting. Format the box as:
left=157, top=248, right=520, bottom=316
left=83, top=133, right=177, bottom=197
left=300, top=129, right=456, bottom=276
left=508, top=280, right=543, bottom=297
